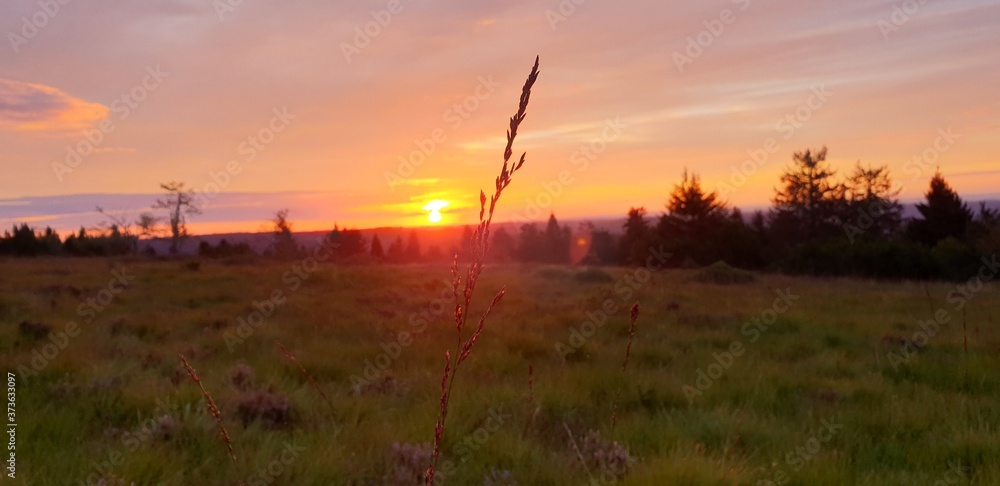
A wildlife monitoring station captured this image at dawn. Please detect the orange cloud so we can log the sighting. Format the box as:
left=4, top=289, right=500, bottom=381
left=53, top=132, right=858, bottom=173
left=0, top=78, right=108, bottom=133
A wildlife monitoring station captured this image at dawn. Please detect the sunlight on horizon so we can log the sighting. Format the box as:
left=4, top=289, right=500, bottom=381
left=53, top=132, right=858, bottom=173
left=422, top=199, right=450, bottom=224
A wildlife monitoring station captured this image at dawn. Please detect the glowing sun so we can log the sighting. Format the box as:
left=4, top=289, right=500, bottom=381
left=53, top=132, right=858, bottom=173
left=422, top=199, right=449, bottom=224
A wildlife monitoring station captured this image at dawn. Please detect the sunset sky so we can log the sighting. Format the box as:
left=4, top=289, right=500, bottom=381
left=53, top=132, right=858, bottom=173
left=2, top=0, right=998, bottom=235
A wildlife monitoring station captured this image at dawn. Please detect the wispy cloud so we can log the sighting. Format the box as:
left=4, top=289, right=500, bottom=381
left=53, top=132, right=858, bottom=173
left=0, top=0, right=998, bottom=229
left=0, top=79, right=108, bottom=133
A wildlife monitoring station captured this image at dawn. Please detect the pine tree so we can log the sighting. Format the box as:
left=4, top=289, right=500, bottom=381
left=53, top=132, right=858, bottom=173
left=272, top=209, right=300, bottom=259
left=907, top=170, right=972, bottom=246
left=387, top=235, right=406, bottom=263
left=370, top=234, right=385, bottom=260
left=404, top=230, right=421, bottom=262
left=517, top=223, right=541, bottom=262
left=489, top=227, right=516, bottom=262
left=543, top=213, right=571, bottom=263
left=771, top=146, right=844, bottom=243
left=658, top=169, right=727, bottom=265
left=620, top=207, right=652, bottom=266
left=843, top=161, right=902, bottom=240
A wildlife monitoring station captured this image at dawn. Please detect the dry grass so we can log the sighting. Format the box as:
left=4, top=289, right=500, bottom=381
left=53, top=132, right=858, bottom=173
left=5, top=259, right=1000, bottom=483
left=177, top=354, right=237, bottom=465
left=611, top=302, right=639, bottom=437
left=424, top=55, right=540, bottom=484
left=275, top=340, right=335, bottom=413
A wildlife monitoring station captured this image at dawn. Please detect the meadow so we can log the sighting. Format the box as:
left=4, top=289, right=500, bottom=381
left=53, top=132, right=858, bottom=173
left=1, top=256, right=998, bottom=485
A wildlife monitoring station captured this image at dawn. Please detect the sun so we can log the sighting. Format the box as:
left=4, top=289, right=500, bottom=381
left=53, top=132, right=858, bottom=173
left=422, top=199, right=449, bottom=224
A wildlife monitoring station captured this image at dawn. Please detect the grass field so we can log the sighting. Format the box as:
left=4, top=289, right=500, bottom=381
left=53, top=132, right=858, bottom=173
left=2, top=256, right=998, bottom=485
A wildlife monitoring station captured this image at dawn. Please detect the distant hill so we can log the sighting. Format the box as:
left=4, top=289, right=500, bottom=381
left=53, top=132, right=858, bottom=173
left=143, top=200, right=999, bottom=256
left=141, top=216, right=624, bottom=256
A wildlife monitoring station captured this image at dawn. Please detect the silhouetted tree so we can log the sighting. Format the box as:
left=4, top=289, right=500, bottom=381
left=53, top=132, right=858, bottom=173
left=594, top=229, right=620, bottom=265
left=771, top=147, right=844, bottom=244
left=517, top=223, right=542, bottom=262
left=152, top=181, right=201, bottom=254
left=271, top=209, right=301, bottom=259
left=543, top=213, right=571, bottom=264
left=843, top=162, right=902, bottom=241
left=620, top=207, right=652, bottom=266
left=972, top=202, right=1000, bottom=257
left=907, top=170, right=973, bottom=246
left=104, top=225, right=135, bottom=255
left=136, top=212, right=161, bottom=237
left=489, top=227, right=516, bottom=262
left=38, top=227, right=62, bottom=255
left=426, top=244, right=445, bottom=262
left=387, top=235, right=406, bottom=263
left=199, top=238, right=255, bottom=258
left=329, top=225, right=366, bottom=260
left=57, top=226, right=131, bottom=256
left=658, top=169, right=727, bottom=265
left=0, top=224, right=53, bottom=256
left=459, top=226, right=475, bottom=262
left=405, top=230, right=421, bottom=262
left=371, top=234, right=385, bottom=260
left=96, top=206, right=139, bottom=254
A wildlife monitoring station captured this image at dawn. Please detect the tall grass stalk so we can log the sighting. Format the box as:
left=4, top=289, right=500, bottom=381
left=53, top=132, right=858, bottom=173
left=611, top=302, right=639, bottom=438
left=424, top=55, right=540, bottom=485
left=275, top=340, right=335, bottom=413
left=178, top=354, right=238, bottom=466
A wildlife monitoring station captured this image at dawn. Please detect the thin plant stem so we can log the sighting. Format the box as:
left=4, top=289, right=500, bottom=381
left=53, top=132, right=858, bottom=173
left=275, top=340, right=335, bottom=413
left=178, top=354, right=238, bottom=466
left=424, top=55, right=540, bottom=485
left=611, top=302, right=639, bottom=438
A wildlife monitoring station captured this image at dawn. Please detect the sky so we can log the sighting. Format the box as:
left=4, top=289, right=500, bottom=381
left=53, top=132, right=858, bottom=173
left=1, top=0, right=998, bottom=235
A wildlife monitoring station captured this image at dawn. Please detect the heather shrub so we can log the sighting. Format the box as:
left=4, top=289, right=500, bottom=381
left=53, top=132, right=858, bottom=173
left=228, top=362, right=255, bottom=392
left=385, top=442, right=433, bottom=485
left=18, top=320, right=52, bottom=339
left=235, top=388, right=294, bottom=429
left=692, top=260, right=756, bottom=284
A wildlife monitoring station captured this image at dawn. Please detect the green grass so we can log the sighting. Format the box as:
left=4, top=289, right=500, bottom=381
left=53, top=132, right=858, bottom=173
left=1, top=257, right=998, bottom=484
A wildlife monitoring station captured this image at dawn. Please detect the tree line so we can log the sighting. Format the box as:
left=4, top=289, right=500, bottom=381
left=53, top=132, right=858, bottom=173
left=604, top=147, right=998, bottom=280
left=3, top=148, right=997, bottom=281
